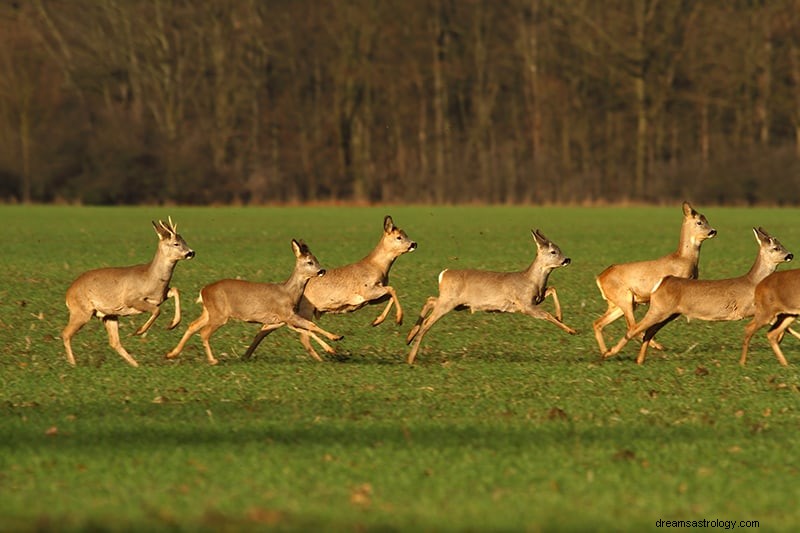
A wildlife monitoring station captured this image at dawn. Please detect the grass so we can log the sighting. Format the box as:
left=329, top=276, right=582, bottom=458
left=1, top=205, right=799, bottom=531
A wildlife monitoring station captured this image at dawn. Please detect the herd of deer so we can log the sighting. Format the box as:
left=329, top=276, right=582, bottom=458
left=61, top=204, right=800, bottom=368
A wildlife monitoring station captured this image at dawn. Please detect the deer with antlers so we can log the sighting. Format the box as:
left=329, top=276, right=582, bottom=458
left=62, top=218, right=195, bottom=367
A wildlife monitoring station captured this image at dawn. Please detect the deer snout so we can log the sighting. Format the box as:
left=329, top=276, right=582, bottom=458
left=786, top=254, right=794, bottom=262
left=185, top=250, right=195, bottom=259
left=708, top=229, right=718, bottom=237
left=317, top=269, right=326, bottom=277
left=408, top=242, right=418, bottom=251
left=562, top=258, right=571, bottom=266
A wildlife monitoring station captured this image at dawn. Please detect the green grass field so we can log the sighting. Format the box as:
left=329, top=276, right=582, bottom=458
left=1, top=205, right=798, bottom=531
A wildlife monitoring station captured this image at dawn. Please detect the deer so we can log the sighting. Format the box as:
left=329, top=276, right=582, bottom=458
left=166, top=239, right=343, bottom=365
left=61, top=217, right=195, bottom=367
left=740, top=267, right=800, bottom=367
left=242, top=215, right=417, bottom=361
left=405, top=229, right=577, bottom=365
left=592, top=201, right=717, bottom=355
left=603, top=227, right=792, bottom=364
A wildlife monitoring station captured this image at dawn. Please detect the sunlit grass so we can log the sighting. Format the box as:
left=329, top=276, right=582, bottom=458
left=1, top=205, right=798, bottom=531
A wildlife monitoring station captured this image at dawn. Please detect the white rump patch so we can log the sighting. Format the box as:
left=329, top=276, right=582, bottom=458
left=438, top=269, right=449, bottom=285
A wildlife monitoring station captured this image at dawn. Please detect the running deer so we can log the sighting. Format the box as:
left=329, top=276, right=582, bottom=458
left=603, top=227, right=792, bottom=364
left=592, top=201, right=717, bottom=355
left=62, top=218, right=195, bottom=367
left=405, top=229, right=577, bottom=364
left=243, top=215, right=417, bottom=361
left=166, top=239, right=343, bottom=365
left=740, top=268, right=800, bottom=367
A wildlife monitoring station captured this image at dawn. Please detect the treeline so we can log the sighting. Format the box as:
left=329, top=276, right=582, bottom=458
left=1, top=0, right=800, bottom=205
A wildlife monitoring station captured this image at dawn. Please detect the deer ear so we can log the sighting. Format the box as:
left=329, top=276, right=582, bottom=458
left=383, top=215, right=395, bottom=233
left=291, top=239, right=302, bottom=257
left=753, top=227, right=771, bottom=244
left=531, top=229, right=548, bottom=247
left=682, top=201, right=697, bottom=217
left=152, top=220, right=169, bottom=240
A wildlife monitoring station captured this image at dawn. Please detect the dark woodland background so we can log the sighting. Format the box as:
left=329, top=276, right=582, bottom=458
left=2, top=1, right=800, bottom=205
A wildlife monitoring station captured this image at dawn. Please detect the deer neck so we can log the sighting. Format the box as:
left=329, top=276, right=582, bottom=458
left=525, top=260, right=552, bottom=294
left=364, top=243, right=396, bottom=276
left=284, top=272, right=312, bottom=307
left=676, top=233, right=703, bottom=261
left=745, top=251, right=778, bottom=284
left=147, top=248, right=178, bottom=285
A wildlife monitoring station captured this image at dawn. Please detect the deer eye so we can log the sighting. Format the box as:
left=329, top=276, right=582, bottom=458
left=550, top=249, right=557, bottom=254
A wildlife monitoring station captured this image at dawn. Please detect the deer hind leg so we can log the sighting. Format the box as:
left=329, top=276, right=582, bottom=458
left=741, top=314, right=770, bottom=366
left=406, top=300, right=456, bottom=365
left=166, top=307, right=210, bottom=360
left=605, top=306, right=672, bottom=359
left=406, top=296, right=438, bottom=344
left=636, top=314, right=679, bottom=365
left=766, top=315, right=795, bottom=367
left=242, top=323, right=285, bottom=360
left=62, top=305, right=94, bottom=366
left=103, top=317, right=139, bottom=367
left=198, top=318, right=228, bottom=366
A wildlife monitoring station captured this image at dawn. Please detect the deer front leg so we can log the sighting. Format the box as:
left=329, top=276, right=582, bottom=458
left=522, top=306, right=577, bottom=335
left=166, top=287, right=181, bottom=329
left=132, top=300, right=161, bottom=336
left=592, top=303, right=624, bottom=355
left=286, top=326, right=332, bottom=360
left=369, top=286, right=403, bottom=326
left=288, top=314, right=343, bottom=342
left=542, top=286, right=563, bottom=321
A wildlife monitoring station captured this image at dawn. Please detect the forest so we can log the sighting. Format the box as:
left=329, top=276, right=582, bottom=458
left=1, top=0, right=799, bottom=205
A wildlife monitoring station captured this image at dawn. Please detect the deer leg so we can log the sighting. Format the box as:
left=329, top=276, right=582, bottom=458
left=592, top=303, right=624, bottom=355
left=132, top=301, right=161, bottom=336
left=292, top=299, right=324, bottom=360
left=287, top=314, right=343, bottom=342
left=166, top=307, right=210, bottom=360
left=407, top=301, right=455, bottom=365
left=198, top=320, right=226, bottom=366
left=406, top=296, right=438, bottom=344
left=103, top=317, right=139, bottom=367
left=372, top=286, right=403, bottom=326
left=242, top=323, right=284, bottom=360
left=371, top=297, right=396, bottom=328
left=765, top=315, right=794, bottom=367
left=782, top=327, right=800, bottom=341
left=636, top=314, right=679, bottom=365
left=542, top=287, right=563, bottom=321
left=62, top=307, right=93, bottom=366
left=166, top=287, right=181, bottom=329
left=604, top=306, right=671, bottom=359
left=741, top=315, right=769, bottom=366
left=522, top=307, right=577, bottom=335
left=286, top=325, right=332, bottom=360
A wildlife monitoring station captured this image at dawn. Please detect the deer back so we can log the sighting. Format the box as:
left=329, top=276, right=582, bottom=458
left=302, top=215, right=416, bottom=311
